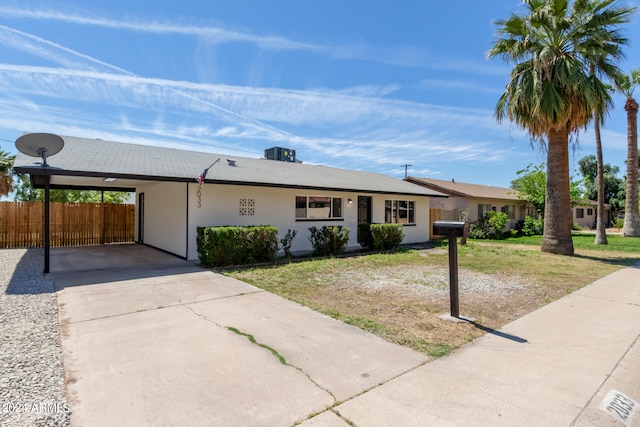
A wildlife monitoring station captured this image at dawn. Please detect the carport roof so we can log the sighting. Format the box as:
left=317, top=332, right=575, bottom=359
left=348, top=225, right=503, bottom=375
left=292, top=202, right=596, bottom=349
left=13, top=135, right=447, bottom=197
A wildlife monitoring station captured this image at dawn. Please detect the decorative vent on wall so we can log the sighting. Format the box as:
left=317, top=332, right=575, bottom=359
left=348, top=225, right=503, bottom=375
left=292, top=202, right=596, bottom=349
left=239, top=198, right=256, bottom=216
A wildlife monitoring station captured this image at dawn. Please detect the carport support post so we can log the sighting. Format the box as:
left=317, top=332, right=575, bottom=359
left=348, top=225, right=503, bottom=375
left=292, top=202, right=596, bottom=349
left=44, top=174, right=50, bottom=274
left=447, top=233, right=460, bottom=318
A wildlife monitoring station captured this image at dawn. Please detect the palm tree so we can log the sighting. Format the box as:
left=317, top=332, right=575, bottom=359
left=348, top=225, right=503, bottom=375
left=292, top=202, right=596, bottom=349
left=616, top=69, right=640, bottom=237
left=0, top=148, right=15, bottom=199
left=488, top=0, right=634, bottom=255
left=592, top=64, right=608, bottom=245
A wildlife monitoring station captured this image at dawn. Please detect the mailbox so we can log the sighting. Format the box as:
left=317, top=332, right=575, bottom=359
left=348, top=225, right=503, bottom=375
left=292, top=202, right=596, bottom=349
left=433, top=220, right=470, bottom=238
left=432, top=220, right=470, bottom=319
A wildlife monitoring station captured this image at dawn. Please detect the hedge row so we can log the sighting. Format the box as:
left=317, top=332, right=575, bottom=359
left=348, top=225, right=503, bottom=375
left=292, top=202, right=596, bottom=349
left=357, top=223, right=404, bottom=250
left=196, top=226, right=278, bottom=267
left=197, top=223, right=406, bottom=267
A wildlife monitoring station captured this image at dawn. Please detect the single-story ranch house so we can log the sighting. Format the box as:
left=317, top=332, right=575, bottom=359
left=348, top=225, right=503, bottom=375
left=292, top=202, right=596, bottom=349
left=572, top=200, right=612, bottom=229
left=13, top=135, right=447, bottom=261
left=404, top=177, right=535, bottom=230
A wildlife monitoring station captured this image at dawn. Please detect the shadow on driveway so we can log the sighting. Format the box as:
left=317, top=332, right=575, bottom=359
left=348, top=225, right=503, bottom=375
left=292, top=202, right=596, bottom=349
left=46, top=243, right=204, bottom=290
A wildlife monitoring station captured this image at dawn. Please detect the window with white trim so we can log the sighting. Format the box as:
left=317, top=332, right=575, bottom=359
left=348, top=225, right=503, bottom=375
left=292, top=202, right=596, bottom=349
left=385, top=200, right=415, bottom=224
left=295, top=196, right=343, bottom=219
left=576, top=208, right=585, bottom=219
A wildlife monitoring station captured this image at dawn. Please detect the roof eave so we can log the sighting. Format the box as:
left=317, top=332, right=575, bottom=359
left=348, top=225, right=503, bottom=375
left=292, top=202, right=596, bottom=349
left=15, top=166, right=445, bottom=197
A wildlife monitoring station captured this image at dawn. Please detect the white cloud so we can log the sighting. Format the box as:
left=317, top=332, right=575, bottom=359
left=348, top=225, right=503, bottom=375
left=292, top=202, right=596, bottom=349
left=0, top=24, right=132, bottom=74
left=417, top=78, right=504, bottom=95
left=0, top=62, right=527, bottom=171
left=0, top=11, right=544, bottom=179
left=0, top=5, right=506, bottom=75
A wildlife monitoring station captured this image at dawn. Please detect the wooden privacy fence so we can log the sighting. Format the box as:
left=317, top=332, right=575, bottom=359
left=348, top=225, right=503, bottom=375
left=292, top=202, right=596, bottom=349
left=0, top=201, right=135, bottom=248
left=429, top=208, right=442, bottom=236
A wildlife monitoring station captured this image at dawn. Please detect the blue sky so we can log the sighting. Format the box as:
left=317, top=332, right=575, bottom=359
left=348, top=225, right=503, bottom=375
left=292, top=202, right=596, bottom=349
left=1, top=1, right=639, bottom=187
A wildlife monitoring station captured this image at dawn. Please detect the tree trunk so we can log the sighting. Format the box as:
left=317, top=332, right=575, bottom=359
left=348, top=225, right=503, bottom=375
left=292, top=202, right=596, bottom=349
left=623, top=96, right=640, bottom=237
left=593, top=112, right=608, bottom=244
left=541, top=128, right=575, bottom=255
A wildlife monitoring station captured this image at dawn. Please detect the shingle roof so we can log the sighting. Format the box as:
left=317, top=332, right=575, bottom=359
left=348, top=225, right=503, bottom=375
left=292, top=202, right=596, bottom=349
left=13, top=135, right=447, bottom=197
left=405, top=177, right=519, bottom=201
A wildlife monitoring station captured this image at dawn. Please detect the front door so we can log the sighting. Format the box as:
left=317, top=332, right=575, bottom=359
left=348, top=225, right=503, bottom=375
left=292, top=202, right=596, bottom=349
left=358, top=196, right=372, bottom=224
left=357, top=196, right=372, bottom=244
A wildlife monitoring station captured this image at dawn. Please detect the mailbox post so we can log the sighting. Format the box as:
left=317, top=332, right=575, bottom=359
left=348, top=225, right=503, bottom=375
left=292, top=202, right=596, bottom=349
left=432, top=221, right=470, bottom=319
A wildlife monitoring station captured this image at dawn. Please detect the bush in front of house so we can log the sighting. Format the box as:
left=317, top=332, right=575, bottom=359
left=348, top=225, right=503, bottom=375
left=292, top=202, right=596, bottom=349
left=308, top=225, right=350, bottom=256
left=520, top=215, right=543, bottom=236
left=612, top=217, right=624, bottom=229
left=197, top=225, right=278, bottom=267
left=358, top=223, right=404, bottom=250
left=470, top=211, right=509, bottom=239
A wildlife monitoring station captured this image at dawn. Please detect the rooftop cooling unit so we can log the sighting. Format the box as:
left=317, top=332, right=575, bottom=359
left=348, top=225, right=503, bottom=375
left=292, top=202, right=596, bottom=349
left=265, top=147, right=296, bottom=162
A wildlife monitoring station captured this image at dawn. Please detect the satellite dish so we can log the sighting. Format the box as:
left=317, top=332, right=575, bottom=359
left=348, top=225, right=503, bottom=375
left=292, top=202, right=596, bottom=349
left=16, top=133, right=64, bottom=167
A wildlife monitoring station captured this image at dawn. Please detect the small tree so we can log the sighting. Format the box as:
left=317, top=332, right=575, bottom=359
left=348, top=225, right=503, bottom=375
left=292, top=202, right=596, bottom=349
left=279, top=229, right=297, bottom=258
left=577, top=155, right=625, bottom=215
left=511, top=163, right=584, bottom=217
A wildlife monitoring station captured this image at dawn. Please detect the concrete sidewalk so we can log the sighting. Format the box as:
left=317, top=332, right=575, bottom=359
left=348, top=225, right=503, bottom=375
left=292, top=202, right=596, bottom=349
left=53, top=245, right=640, bottom=426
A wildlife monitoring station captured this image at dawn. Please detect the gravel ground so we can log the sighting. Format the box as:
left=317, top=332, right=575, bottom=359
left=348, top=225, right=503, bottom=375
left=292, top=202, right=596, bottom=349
left=0, top=249, right=70, bottom=427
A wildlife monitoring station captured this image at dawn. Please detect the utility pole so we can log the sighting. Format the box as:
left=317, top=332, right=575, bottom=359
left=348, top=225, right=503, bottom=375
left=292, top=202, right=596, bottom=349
left=401, top=164, right=412, bottom=178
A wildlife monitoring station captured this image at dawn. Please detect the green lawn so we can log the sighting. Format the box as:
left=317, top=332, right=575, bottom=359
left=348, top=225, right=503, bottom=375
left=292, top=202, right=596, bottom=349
left=226, top=236, right=640, bottom=358
left=473, top=232, right=640, bottom=253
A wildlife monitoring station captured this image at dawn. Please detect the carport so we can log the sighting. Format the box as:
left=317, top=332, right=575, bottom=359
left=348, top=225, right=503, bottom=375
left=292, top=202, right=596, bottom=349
left=12, top=133, right=172, bottom=273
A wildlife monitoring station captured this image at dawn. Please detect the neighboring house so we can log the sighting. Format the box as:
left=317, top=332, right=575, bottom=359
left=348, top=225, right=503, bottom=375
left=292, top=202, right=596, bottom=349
left=404, top=177, right=535, bottom=229
left=572, top=201, right=611, bottom=229
left=13, top=135, right=447, bottom=261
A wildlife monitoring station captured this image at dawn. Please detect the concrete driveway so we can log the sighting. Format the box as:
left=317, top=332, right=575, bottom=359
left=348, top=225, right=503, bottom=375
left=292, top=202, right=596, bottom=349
left=51, top=244, right=428, bottom=427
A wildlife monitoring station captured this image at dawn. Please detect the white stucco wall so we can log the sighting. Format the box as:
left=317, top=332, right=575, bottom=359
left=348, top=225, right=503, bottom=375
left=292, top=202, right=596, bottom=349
left=135, top=181, right=432, bottom=261
left=186, top=183, right=432, bottom=261
left=136, top=182, right=188, bottom=258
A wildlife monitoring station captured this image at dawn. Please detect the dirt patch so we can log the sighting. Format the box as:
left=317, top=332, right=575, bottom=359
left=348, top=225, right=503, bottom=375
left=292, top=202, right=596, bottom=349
left=308, top=263, right=538, bottom=350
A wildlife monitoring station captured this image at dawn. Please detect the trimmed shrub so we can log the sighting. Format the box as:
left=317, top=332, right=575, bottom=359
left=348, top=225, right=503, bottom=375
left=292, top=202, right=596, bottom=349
left=358, top=223, right=404, bottom=250
left=309, top=226, right=350, bottom=256
left=197, top=225, right=278, bottom=267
